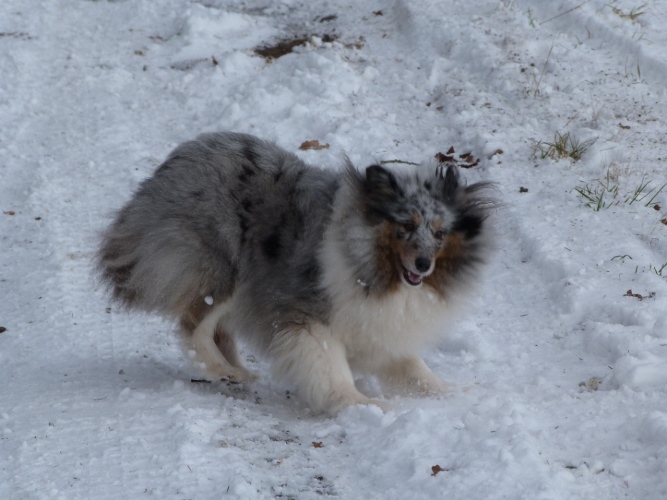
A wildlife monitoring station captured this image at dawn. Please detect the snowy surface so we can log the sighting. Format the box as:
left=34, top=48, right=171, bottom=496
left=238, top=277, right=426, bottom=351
left=2, top=0, right=667, bottom=498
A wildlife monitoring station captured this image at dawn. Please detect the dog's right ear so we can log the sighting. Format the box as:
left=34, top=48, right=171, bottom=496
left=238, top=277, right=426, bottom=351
left=365, top=165, right=402, bottom=200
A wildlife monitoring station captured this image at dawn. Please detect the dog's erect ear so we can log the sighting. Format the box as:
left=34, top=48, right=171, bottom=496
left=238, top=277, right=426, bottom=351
left=365, top=165, right=402, bottom=199
left=441, top=165, right=459, bottom=202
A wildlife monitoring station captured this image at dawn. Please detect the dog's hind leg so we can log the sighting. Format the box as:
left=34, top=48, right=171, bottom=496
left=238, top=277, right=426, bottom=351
left=376, top=356, right=450, bottom=396
left=181, top=301, right=256, bottom=383
left=271, top=325, right=387, bottom=414
left=213, top=324, right=257, bottom=381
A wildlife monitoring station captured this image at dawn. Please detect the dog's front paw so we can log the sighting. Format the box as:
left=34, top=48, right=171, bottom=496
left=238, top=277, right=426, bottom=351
left=410, top=376, right=451, bottom=396
left=204, top=363, right=258, bottom=384
left=379, top=356, right=451, bottom=397
left=321, top=390, right=389, bottom=415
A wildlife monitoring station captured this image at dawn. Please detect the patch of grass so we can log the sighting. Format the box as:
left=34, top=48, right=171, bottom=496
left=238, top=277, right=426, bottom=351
left=625, top=176, right=666, bottom=208
left=609, top=3, right=647, bottom=21
left=532, top=131, right=597, bottom=162
left=574, top=170, right=619, bottom=211
left=611, top=254, right=633, bottom=262
left=650, top=262, right=667, bottom=277
left=575, top=171, right=666, bottom=212
left=635, top=262, right=667, bottom=279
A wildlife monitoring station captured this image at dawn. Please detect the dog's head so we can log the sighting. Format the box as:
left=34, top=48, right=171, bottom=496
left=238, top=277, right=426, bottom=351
left=344, top=162, right=494, bottom=295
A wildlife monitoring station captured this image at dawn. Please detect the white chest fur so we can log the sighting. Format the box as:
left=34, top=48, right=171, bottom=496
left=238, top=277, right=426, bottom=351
left=320, top=232, right=455, bottom=370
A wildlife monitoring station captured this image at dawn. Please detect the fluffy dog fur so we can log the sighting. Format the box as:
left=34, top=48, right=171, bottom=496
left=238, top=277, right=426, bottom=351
left=97, top=132, right=495, bottom=413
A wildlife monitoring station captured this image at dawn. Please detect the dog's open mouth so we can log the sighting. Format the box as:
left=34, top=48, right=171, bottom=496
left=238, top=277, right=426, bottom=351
left=402, top=267, right=423, bottom=286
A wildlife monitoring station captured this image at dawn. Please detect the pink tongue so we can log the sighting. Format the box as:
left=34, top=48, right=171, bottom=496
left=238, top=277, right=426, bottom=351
left=406, top=270, right=421, bottom=284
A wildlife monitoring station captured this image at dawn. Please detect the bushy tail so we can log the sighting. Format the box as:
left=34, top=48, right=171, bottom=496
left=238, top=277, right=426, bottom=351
left=96, top=210, right=218, bottom=317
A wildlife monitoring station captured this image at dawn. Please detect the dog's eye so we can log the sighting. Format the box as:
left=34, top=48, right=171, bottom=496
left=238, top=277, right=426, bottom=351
left=434, top=230, right=446, bottom=240
left=401, top=222, right=416, bottom=232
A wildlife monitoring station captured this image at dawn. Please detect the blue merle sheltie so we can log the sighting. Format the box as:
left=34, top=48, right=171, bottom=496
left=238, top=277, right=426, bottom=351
left=97, top=132, right=496, bottom=413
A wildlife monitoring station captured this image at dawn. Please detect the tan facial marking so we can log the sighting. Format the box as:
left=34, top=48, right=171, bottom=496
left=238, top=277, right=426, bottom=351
left=423, top=232, right=467, bottom=294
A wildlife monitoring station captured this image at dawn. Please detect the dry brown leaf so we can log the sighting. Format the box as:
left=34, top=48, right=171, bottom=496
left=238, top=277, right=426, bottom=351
left=435, top=152, right=455, bottom=163
left=624, top=289, right=655, bottom=301
left=431, top=464, right=447, bottom=476
left=299, top=140, right=330, bottom=151
left=255, top=37, right=309, bottom=61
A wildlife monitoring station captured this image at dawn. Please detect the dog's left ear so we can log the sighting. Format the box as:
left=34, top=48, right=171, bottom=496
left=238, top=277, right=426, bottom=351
left=365, top=165, right=402, bottom=199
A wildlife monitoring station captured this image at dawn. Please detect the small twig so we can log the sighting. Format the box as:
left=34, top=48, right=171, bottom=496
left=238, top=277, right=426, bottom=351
left=379, top=159, right=420, bottom=166
left=534, top=35, right=556, bottom=95
left=540, top=1, right=591, bottom=25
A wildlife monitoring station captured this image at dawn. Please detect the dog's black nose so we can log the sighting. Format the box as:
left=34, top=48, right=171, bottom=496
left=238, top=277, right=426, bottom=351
left=415, top=257, right=431, bottom=273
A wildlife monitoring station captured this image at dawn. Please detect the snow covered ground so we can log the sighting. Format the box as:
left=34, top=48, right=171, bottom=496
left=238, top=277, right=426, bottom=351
left=2, top=0, right=667, bottom=498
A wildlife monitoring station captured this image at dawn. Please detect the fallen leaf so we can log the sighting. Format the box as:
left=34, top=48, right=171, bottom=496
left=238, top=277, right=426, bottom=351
left=435, top=152, right=455, bottom=163
left=431, top=464, right=447, bottom=476
left=3, top=211, right=15, bottom=216
left=299, top=140, right=329, bottom=151
left=0, top=327, right=6, bottom=333
left=436, top=147, right=479, bottom=167
left=312, top=441, right=324, bottom=448
left=624, top=289, right=653, bottom=301
left=254, top=37, right=309, bottom=61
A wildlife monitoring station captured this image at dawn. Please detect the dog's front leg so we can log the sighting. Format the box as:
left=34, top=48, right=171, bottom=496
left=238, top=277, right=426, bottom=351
left=271, top=326, right=387, bottom=414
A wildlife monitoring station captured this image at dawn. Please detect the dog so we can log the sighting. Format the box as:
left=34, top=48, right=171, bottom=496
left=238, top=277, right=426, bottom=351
left=97, top=132, right=495, bottom=413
